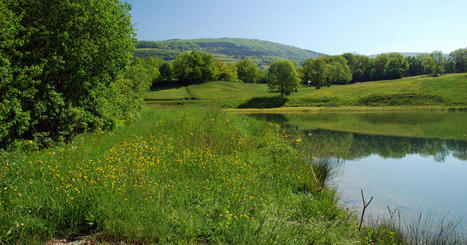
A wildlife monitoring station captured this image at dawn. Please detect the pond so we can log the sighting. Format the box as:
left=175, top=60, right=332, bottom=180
left=247, top=111, right=467, bottom=230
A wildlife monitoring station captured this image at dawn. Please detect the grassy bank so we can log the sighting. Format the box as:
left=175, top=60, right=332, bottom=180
left=146, top=73, right=467, bottom=108
left=1, top=106, right=362, bottom=244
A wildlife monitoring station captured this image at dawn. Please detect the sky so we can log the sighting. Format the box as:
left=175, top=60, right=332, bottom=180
left=125, top=0, right=467, bottom=55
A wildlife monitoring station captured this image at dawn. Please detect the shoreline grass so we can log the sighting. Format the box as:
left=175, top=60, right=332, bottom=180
left=228, top=105, right=467, bottom=113
left=1, top=106, right=362, bottom=244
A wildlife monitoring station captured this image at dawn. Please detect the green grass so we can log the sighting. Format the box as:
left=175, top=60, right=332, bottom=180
left=146, top=73, right=467, bottom=108
left=1, top=106, right=363, bottom=244
left=145, top=86, right=192, bottom=100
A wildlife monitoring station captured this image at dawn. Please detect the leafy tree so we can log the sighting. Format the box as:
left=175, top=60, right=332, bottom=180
left=449, top=48, right=467, bottom=73
left=266, top=60, right=300, bottom=96
left=236, top=59, right=261, bottom=83
left=215, top=60, right=238, bottom=81
left=372, top=54, right=390, bottom=80
left=138, top=57, right=160, bottom=86
left=159, top=62, right=173, bottom=82
left=302, top=56, right=352, bottom=88
left=430, top=50, right=446, bottom=74
left=1, top=0, right=136, bottom=148
left=422, top=56, right=437, bottom=75
left=342, top=53, right=372, bottom=82
left=329, top=56, right=352, bottom=84
left=383, top=53, right=409, bottom=79
left=173, top=51, right=216, bottom=84
left=112, top=60, right=153, bottom=121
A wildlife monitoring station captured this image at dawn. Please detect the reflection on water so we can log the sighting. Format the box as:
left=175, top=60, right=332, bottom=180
left=303, top=128, right=467, bottom=162
left=246, top=111, right=467, bottom=230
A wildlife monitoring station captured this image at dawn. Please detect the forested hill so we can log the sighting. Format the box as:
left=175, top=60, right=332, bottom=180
left=134, top=38, right=324, bottom=68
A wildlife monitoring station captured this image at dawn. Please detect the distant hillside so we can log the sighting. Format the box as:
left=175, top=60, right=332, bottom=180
left=134, top=38, right=323, bottom=68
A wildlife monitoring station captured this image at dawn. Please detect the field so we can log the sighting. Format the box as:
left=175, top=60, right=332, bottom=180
left=146, top=73, right=467, bottom=108
left=1, top=106, right=368, bottom=244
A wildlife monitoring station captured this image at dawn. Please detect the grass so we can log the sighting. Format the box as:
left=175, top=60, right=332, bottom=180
left=0, top=106, right=363, bottom=244
left=145, top=73, right=467, bottom=108
left=145, top=86, right=192, bottom=100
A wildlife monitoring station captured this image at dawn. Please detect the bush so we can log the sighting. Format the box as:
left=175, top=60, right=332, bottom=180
left=0, top=0, right=137, bottom=149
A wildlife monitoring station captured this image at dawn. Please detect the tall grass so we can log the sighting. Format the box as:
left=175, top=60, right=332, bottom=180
left=363, top=209, right=465, bottom=245
left=0, top=106, right=360, bottom=244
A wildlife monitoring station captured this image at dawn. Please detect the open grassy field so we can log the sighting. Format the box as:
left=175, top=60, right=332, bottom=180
left=146, top=73, right=467, bottom=108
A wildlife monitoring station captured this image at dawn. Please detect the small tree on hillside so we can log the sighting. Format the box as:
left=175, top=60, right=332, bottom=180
left=266, top=60, right=300, bottom=96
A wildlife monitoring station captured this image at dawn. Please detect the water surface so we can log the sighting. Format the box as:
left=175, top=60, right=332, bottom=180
left=248, top=111, right=467, bottom=229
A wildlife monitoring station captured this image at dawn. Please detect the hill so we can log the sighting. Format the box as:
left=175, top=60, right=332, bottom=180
left=134, top=38, right=323, bottom=68
left=145, top=73, right=467, bottom=108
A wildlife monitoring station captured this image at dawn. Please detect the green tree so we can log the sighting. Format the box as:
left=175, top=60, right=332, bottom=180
left=236, top=59, right=261, bottom=83
left=159, top=62, right=173, bottom=82
left=329, top=56, right=352, bottom=84
left=342, top=53, right=372, bottom=82
left=1, top=0, right=136, bottom=148
left=372, top=54, right=390, bottom=80
left=430, top=50, right=446, bottom=74
left=266, top=60, right=300, bottom=96
left=422, top=56, right=437, bottom=75
left=173, top=51, right=216, bottom=84
left=383, top=53, right=409, bottom=79
left=449, top=48, right=467, bottom=73
left=303, top=57, right=328, bottom=89
left=215, top=60, right=238, bottom=81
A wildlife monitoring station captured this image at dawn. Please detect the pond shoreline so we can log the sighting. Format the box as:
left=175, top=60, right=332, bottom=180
left=228, top=105, right=467, bottom=113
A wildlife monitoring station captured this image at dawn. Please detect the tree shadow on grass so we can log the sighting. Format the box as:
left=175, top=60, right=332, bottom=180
left=237, top=96, right=288, bottom=108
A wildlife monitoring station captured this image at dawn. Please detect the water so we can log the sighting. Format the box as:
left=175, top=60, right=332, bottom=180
left=247, top=111, right=467, bottom=229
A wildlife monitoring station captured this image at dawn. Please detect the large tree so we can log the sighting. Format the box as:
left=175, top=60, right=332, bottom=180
left=302, top=56, right=352, bottom=88
left=236, top=59, right=261, bottom=83
left=215, top=60, right=238, bottom=81
left=173, top=51, right=217, bottom=84
left=266, top=60, right=300, bottom=96
left=372, top=54, right=390, bottom=80
left=1, top=0, right=137, bottom=148
left=450, top=48, right=467, bottom=73
left=383, top=53, right=409, bottom=79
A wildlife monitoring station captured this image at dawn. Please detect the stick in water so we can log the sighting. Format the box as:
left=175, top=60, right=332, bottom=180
left=358, top=189, right=373, bottom=231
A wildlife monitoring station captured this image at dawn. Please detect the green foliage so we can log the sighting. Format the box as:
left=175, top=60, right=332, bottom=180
left=158, top=62, right=173, bottom=82
left=0, top=0, right=137, bottom=149
left=266, top=60, right=300, bottom=96
left=134, top=38, right=323, bottom=68
left=450, top=48, right=467, bottom=73
left=236, top=59, right=261, bottom=83
left=422, top=56, right=437, bottom=75
left=112, top=61, right=153, bottom=122
left=372, top=54, right=390, bottom=80
left=342, top=53, right=373, bottom=82
left=302, top=56, right=352, bottom=88
left=384, top=53, right=409, bottom=79
left=173, top=51, right=217, bottom=84
left=215, top=60, right=238, bottom=81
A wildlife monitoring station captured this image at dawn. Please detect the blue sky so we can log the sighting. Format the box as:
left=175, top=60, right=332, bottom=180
left=126, top=0, right=467, bottom=55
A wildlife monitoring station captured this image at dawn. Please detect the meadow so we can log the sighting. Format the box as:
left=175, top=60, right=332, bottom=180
left=0, top=106, right=369, bottom=244
left=146, top=73, right=467, bottom=108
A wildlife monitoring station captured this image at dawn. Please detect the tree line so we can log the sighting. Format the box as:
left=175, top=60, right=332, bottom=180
left=147, top=48, right=466, bottom=94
